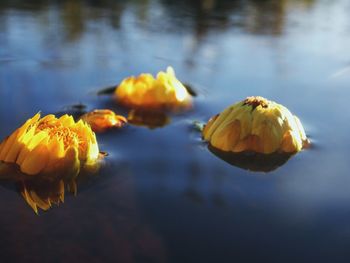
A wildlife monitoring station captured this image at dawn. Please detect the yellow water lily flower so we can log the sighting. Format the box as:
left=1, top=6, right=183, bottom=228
left=0, top=113, right=100, bottom=176
left=80, top=109, right=127, bottom=132
left=203, top=96, right=309, bottom=154
left=115, top=66, right=193, bottom=111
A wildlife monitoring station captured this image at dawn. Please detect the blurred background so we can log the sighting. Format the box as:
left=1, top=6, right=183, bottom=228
left=1, top=0, right=350, bottom=262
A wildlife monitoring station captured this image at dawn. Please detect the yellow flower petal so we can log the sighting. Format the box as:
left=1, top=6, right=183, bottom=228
left=211, top=120, right=241, bottom=152
left=0, top=140, right=4, bottom=155
left=59, top=114, right=75, bottom=127
left=61, top=146, right=81, bottom=178
left=203, top=105, right=236, bottom=140
left=40, top=114, right=55, bottom=123
left=281, top=130, right=299, bottom=152
left=3, top=138, right=23, bottom=163
left=42, top=138, right=65, bottom=174
left=16, top=130, right=48, bottom=166
left=0, top=129, right=20, bottom=160
left=202, top=114, right=219, bottom=139
left=21, top=142, right=49, bottom=175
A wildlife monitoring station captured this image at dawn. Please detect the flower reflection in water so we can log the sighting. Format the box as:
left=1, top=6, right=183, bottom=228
left=0, top=161, right=103, bottom=214
left=0, top=159, right=168, bottom=262
left=208, top=144, right=292, bottom=172
left=19, top=178, right=67, bottom=214
left=127, top=109, right=170, bottom=129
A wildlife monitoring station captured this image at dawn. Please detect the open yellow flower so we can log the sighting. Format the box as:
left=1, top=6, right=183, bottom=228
left=80, top=109, right=127, bottom=132
left=0, top=113, right=100, bottom=176
left=115, top=66, right=193, bottom=111
left=203, top=96, right=309, bottom=154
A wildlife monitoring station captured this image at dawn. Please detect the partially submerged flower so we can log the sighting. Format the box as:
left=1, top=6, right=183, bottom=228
left=203, top=96, right=309, bottom=154
left=80, top=109, right=127, bottom=132
left=0, top=113, right=100, bottom=176
left=115, top=67, right=193, bottom=111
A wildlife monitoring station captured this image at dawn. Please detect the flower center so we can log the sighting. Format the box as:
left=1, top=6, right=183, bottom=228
left=36, top=121, right=79, bottom=149
left=243, top=96, right=269, bottom=109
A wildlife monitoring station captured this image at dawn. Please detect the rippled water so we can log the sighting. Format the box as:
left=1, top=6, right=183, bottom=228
left=1, top=0, right=350, bottom=262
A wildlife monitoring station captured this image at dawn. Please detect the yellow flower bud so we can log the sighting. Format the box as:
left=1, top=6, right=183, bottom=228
left=0, top=113, right=101, bottom=176
left=80, top=109, right=127, bottom=132
left=115, top=67, right=193, bottom=111
left=203, top=96, right=309, bottom=154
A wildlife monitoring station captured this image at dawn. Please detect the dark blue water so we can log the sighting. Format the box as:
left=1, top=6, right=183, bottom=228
left=1, top=0, right=350, bottom=262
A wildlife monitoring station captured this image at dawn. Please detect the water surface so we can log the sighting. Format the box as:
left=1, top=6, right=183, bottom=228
left=1, top=0, right=350, bottom=262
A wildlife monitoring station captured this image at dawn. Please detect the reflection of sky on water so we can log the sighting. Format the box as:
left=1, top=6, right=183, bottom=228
left=1, top=0, right=350, bottom=262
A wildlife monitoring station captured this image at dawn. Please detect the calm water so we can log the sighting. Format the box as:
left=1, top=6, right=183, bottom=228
left=1, top=0, right=350, bottom=262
